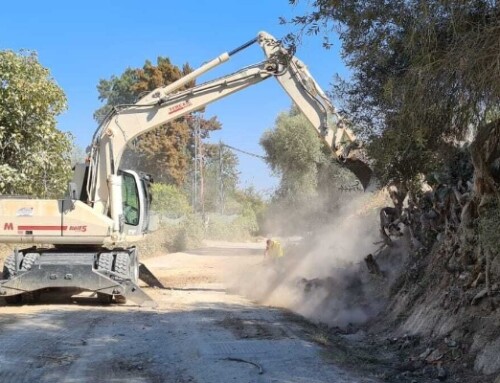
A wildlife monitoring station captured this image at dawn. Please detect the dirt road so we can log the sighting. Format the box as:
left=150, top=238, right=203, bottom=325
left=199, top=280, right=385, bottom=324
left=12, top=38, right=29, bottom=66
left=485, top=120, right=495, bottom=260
left=0, top=241, right=379, bottom=383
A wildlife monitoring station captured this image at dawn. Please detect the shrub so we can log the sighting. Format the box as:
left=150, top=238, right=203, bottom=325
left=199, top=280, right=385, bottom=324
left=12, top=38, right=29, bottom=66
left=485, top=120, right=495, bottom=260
left=206, top=206, right=259, bottom=241
left=151, top=183, right=192, bottom=221
left=173, top=214, right=204, bottom=251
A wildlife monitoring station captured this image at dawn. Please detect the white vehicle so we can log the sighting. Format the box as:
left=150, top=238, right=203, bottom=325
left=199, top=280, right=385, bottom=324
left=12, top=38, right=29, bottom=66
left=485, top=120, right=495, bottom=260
left=0, top=32, right=370, bottom=305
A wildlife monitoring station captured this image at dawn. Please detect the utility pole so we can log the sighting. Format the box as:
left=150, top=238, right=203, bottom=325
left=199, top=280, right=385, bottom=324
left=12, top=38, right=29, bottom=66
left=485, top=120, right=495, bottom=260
left=218, top=141, right=224, bottom=215
left=193, top=116, right=198, bottom=210
left=199, top=115, right=205, bottom=221
left=191, top=112, right=206, bottom=219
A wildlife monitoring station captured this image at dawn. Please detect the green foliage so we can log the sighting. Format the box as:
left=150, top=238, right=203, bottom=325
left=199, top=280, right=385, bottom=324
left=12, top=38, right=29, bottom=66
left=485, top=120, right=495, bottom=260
left=234, top=205, right=259, bottom=237
left=94, top=68, right=138, bottom=123
left=94, top=58, right=193, bottom=123
left=151, top=183, right=192, bottom=220
left=206, top=209, right=259, bottom=241
left=204, top=218, right=231, bottom=240
left=233, top=186, right=267, bottom=233
left=368, top=126, right=439, bottom=184
left=173, top=214, right=204, bottom=251
left=201, top=143, right=240, bottom=213
left=259, top=105, right=360, bottom=235
left=287, top=1, right=500, bottom=185
left=0, top=50, right=71, bottom=197
left=234, top=186, right=266, bottom=213
left=260, top=107, right=324, bottom=200
left=204, top=187, right=266, bottom=240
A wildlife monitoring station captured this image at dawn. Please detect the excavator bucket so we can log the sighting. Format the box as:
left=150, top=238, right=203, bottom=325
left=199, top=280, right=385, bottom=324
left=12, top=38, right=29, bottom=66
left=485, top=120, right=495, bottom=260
left=139, top=263, right=166, bottom=289
left=344, top=157, right=373, bottom=190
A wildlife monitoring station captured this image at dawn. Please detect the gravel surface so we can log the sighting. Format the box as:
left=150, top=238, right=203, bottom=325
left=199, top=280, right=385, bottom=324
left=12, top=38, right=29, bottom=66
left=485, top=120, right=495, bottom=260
left=0, top=241, right=380, bottom=383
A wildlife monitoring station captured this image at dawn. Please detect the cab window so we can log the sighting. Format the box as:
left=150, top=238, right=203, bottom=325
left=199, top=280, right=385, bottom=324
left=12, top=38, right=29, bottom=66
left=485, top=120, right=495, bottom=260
left=122, top=173, right=140, bottom=226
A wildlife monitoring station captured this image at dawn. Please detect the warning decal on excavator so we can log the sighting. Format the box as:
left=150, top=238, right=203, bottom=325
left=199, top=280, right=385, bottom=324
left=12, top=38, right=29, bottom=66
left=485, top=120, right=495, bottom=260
left=168, top=100, right=192, bottom=114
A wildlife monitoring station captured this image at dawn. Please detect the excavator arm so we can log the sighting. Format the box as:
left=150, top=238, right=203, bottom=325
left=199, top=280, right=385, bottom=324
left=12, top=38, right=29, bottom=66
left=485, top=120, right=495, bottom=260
left=87, top=31, right=371, bottom=237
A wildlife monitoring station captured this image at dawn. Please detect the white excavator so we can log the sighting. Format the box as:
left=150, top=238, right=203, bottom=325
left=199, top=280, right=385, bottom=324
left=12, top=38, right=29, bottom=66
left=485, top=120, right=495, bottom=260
left=0, top=31, right=370, bottom=306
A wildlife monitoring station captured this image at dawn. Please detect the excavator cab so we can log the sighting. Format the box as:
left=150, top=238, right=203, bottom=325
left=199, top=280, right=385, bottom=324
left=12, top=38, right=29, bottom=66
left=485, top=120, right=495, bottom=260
left=119, top=170, right=153, bottom=237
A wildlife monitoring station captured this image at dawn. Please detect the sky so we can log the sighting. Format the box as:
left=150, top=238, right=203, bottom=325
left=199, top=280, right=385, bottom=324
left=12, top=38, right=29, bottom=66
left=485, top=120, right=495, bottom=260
left=0, top=1, right=347, bottom=195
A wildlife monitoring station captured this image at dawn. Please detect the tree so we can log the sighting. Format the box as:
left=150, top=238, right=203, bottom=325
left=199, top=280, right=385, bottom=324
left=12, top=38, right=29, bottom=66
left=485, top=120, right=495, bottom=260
left=260, top=106, right=323, bottom=200
left=286, top=1, right=500, bottom=307
left=260, top=105, right=356, bottom=234
left=287, top=1, right=500, bottom=188
left=202, top=143, right=240, bottom=213
left=0, top=50, right=71, bottom=197
left=232, top=186, right=268, bottom=234
left=151, top=183, right=192, bottom=221
left=94, top=57, right=221, bottom=185
left=260, top=107, right=327, bottom=235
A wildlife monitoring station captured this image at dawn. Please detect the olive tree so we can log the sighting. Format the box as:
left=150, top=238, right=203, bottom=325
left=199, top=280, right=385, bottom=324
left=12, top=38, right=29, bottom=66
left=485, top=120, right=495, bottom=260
left=286, top=1, right=500, bottom=188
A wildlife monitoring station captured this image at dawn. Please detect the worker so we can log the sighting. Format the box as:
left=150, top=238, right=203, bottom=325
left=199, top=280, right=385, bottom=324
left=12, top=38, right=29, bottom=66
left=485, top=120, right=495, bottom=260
left=264, top=238, right=284, bottom=264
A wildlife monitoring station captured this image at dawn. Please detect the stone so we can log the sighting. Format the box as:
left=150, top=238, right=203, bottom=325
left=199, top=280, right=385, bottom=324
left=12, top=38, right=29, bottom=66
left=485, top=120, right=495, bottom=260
left=445, top=337, right=457, bottom=348
left=419, top=348, right=433, bottom=360
left=475, top=337, right=500, bottom=374
left=400, top=339, right=411, bottom=349
left=426, top=348, right=444, bottom=363
left=437, top=365, right=447, bottom=381
left=471, top=288, right=489, bottom=305
left=422, top=365, right=434, bottom=377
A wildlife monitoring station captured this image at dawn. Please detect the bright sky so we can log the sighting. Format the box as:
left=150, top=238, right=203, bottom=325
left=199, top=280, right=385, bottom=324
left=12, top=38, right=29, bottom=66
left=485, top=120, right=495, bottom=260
left=0, top=1, right=347, bottom=194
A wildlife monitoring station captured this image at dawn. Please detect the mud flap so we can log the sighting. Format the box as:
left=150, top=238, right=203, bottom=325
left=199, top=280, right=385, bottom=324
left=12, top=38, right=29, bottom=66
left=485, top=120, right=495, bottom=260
left=139, top=263, right=165, bottom=289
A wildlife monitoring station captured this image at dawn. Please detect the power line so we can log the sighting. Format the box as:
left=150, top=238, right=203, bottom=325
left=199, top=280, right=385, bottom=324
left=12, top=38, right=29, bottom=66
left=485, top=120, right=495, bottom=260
left=217, top=142, right=267, bottom=215
left=221, top=143, right=267, bottom=160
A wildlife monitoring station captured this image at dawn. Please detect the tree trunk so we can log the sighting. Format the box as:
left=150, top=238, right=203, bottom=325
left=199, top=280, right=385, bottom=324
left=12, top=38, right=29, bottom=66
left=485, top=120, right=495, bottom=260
left=470, top=119, right=500, bottom=203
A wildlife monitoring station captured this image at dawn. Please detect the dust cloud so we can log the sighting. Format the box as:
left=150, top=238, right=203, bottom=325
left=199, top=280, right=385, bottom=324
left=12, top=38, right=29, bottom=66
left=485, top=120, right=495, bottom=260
left=227, top=192, right=395, bottom=328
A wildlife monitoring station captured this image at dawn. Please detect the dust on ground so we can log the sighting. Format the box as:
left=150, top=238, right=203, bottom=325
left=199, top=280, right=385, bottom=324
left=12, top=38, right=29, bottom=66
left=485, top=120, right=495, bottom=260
left=0, top=241, right=383, bottom=383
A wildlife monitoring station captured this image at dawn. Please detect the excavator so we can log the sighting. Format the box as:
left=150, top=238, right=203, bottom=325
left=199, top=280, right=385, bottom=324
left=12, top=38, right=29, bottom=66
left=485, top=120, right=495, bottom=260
left=0, top=31, right=370, bottom=306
